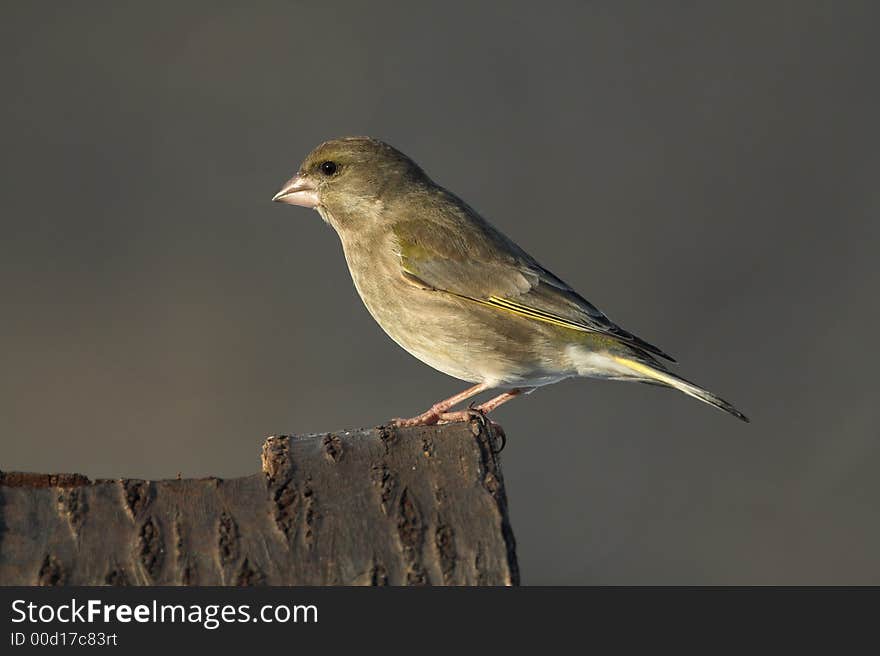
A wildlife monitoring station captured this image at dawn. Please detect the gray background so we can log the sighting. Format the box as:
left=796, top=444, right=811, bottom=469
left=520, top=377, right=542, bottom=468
left=2, top=1, right=878, bottom=584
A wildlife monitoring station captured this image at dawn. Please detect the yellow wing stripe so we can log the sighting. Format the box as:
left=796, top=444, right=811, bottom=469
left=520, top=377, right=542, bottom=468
left=401, top=264, right=593, bottom=332
left=454, top=294, right=591, bottom=332
left=485, top=296, right=592, bottom=331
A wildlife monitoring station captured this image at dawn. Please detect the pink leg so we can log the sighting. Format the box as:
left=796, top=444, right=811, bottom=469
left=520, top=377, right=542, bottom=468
left=437, top=388, right=527, bottom=424
left=392, top=382, right=491, bottom=427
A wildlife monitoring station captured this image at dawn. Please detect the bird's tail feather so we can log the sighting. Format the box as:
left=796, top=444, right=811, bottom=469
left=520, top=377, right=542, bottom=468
left=612, top=356, right=749, bottom=423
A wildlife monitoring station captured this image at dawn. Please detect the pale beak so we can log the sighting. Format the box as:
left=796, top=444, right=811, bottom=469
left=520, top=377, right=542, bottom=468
left=272, top=174, right=319, bottom=208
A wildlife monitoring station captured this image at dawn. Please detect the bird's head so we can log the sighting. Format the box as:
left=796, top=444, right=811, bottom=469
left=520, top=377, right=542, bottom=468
left=272, top=137, right=428, bottom=229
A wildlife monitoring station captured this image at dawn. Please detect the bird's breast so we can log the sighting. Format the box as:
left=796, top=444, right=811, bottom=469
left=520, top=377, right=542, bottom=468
left=335, top=231, right=576, bottom=388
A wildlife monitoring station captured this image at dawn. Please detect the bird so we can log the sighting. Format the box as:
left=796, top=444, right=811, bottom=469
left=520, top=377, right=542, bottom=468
left=272, top=137, right=748, bottom=427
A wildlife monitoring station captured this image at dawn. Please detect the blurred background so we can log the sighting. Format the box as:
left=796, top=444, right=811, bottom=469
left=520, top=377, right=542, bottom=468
left=2, top=1, right=878, bottom=584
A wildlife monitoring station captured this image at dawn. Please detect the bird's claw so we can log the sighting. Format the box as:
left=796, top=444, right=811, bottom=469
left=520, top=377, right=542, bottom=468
left=469, top=409, right=507, bottom=452
left=435, top=407, right=506, bottom=453
left=489, top=422, right=507, bottom=453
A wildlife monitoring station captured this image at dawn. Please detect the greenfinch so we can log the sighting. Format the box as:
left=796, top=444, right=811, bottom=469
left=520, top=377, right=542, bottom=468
left=273, top=137, right=748, bottom=426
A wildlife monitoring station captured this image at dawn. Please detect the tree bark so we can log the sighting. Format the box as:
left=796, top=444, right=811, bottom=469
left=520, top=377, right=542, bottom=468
left=0, top=420, right=518, bottom=586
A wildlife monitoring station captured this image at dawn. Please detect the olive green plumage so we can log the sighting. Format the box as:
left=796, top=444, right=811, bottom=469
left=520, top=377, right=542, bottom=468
left=273, top=136, right=748, bottom=422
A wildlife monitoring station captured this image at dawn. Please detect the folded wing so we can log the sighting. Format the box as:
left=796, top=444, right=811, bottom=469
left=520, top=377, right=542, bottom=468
left=392, top=192, right=675, bottom=362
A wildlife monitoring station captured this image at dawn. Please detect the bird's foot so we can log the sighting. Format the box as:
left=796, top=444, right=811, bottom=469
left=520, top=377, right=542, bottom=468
left=438, top=399, right=491, bottom=423
left=436, top=407, right=481, bottom=424
left=391, top=405, right=444, bottom=427
left=390, top=383, right=494, bottom=429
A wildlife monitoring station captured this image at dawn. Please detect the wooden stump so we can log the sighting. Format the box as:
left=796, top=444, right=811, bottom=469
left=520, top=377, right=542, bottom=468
left=0, top=421, right=518, bottom=585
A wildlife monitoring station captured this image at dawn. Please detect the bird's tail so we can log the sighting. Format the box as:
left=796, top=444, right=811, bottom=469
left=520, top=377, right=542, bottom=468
left=611, top=356, right=749, bottom=423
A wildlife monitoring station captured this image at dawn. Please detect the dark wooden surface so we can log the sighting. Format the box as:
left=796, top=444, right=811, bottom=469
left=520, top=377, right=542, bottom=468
left=0, top=420, right=518, bottom=585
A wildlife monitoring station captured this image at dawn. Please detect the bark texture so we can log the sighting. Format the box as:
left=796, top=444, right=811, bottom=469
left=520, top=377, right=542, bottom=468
left=0, top=420, right=518, bottom=585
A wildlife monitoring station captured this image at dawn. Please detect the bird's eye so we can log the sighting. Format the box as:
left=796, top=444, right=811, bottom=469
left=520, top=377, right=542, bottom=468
left=320, top=161, right=338, bottom=176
